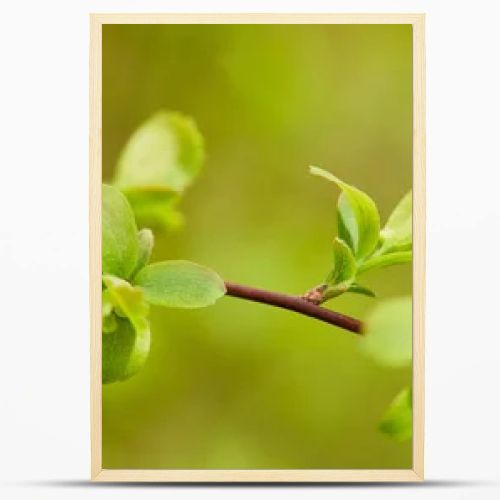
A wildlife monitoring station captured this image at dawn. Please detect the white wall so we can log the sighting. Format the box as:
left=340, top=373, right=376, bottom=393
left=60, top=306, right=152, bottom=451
left=1, top=1, right=499, bottom=499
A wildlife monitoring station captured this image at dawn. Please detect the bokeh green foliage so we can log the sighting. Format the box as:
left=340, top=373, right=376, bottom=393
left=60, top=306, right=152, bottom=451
left=114, top=110, right=204, bottom=230
left=379, top=387, right=413, bottom=441
left=103, top=23, right=413, bottom=469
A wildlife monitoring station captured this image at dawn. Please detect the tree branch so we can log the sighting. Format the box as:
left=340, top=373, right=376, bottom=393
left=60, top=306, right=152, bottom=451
left=224, top=281, right=363, bottom=334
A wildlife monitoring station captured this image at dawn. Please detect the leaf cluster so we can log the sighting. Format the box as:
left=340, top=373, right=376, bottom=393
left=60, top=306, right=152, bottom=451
left=309, top=167, right=413, bottom=441
left=102, top=184, right=225, bottom=383
left=309, top=166, right=412, bottom=301
left=102, top=111, right=225, bottom=383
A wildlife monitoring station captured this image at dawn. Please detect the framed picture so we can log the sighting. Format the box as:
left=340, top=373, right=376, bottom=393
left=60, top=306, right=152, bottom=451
left=90, top=13, right=425, bottom=482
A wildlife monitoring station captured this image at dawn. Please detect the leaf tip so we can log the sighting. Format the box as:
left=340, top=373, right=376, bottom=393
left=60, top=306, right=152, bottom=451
left=309, top=165, right=332, bottom=179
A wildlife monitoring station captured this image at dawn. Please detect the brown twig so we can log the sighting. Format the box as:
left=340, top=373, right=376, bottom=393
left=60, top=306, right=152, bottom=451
left=224, top=281, right=363, bottom=334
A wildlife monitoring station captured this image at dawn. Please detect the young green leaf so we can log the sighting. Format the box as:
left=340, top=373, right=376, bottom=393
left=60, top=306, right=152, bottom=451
left=102, top=289, right=118, bottom=333
left=131, top=228, right=154, bottom=277
left=357, top=251, right=412, bottom=275
left=102, top=184, right=139, bottom=279
left=133, top=260, right=226, bottom=309
left=114, top=111, right=204, bottom=193
left=360, top=297, right=412, bottom=367
left=102, top=316, right=151, bottom=384
left=102, top=289, right=114, bottom=318
left=102, top=301, right=118, bottom=334
left=323, top=238, right=357, bottom=299
left=379, top=190, right=412, bottom=254
left=309, top=166, right=380, bottom=262
left=337, top=193, right=356, bottom=251
left=102, top=276, right=151, bottom=383
left=102, top=275, right=149, bottom=326
left=347, top=283, right=376, bottom=298
left=120, top=187, right=184, bottom=231
left=379, top=387, right=413, bottom=441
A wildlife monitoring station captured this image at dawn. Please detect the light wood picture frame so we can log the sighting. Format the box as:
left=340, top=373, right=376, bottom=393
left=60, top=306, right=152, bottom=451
left=90, top=13, right=425, bottom=482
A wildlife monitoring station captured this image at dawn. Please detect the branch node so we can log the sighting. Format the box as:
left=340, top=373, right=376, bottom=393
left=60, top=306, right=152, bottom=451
left=301, top=284, right=327, bottom=305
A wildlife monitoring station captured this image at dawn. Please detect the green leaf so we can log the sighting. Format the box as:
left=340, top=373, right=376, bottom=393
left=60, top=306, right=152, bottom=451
left=323, top=238, right=357, bottom=299
left=379, top=387, right=413, bottom=441
left=358, top=251, right=412, bottom=275
left=102, top=276, right=151, bottom=383
left=131, top=228, right=154, bottom=277
left=347, top=283, right=376, bottom=298
left=102, top=290, right=118, bottom=333
left=102, top=184, right=139, bottom=279
left=360, top=296, right=412, bottom=367
left=102, top=317, right=150, bottom=384
left=114, top=111, right=204, bottom=193
left=102, top=289, right=114, bottom=318
left=379, top=190, right=412, bottom=254
left=309, top=166, right=380, bottom=261
left=121, top=187, right=184, bottom=232
left=102, top=275, right=149, bottom=325
left=133, top=260, right=226, bottom=308
left=102, top=307, right=118, bottom=334
left=337, top=193, right=356, bottom=251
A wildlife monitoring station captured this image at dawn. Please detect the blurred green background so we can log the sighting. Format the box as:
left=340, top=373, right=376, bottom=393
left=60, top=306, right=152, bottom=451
left=102, top=24, right=413, bottom=469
